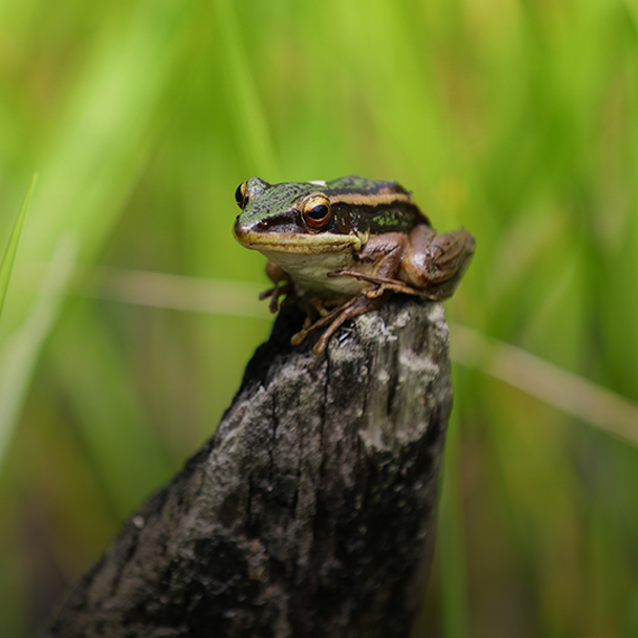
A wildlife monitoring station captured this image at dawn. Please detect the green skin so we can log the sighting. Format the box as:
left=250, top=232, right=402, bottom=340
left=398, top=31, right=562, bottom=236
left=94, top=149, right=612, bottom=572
left=233, top=175, right=475, bottom=354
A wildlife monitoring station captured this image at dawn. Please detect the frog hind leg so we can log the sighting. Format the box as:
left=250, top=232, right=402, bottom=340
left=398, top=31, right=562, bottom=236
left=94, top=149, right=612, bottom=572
left=402, top=225, right=475, bottom=300
left=328, top=225, right=474, bottom=301
left=327, top=270, right=420, bottom=298
left=327, top=232, right=417, bottom=298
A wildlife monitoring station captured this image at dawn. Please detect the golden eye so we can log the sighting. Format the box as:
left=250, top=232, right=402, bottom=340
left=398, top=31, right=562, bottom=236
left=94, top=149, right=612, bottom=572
left=303, top=195, right=331, bottom=229
left=235, top=181, right=249, bottom=209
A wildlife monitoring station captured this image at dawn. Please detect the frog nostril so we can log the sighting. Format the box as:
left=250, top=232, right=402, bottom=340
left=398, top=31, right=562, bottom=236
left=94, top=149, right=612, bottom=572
left=255, top=212, right=297, bottom=233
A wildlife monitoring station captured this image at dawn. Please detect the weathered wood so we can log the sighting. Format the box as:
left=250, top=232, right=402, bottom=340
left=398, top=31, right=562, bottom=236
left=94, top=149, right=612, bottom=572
left=44, top=296, right=453, bottom=638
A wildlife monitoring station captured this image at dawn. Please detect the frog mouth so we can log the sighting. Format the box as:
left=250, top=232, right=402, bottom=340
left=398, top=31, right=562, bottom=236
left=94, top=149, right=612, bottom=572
left=233, top=225, right=368, bottom=253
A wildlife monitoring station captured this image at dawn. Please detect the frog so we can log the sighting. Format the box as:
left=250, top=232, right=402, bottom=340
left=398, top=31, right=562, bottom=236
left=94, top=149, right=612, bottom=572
left=233, top=175, right=475, bottom=355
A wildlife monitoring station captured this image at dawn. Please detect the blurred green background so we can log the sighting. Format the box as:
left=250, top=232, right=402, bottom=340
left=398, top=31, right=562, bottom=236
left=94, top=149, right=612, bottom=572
left=1, top=0, right=638, bottom=635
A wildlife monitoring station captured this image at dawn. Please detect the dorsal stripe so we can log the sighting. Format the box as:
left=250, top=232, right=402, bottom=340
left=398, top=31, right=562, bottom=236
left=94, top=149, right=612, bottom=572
left=327, top=192, right=414, bottom=207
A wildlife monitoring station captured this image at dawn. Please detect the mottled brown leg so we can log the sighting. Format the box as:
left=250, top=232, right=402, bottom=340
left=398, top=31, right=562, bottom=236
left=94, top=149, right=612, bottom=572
left=290, top=295, right=360, bottom=347
left=328, top=270, right=420, bottom=297
left=402, top=226, right=475, bottom=299
left=326, top=226, right=474, bottom=305
left=259, top=261, right=293, bottom=313
left=311, top=294, right=387, bottom=355
left=290, top=292, right=388, bottom=355
left=259, top=283, right=293, bottom=313
left=307, top=295, right=331, bottom=317
left=326, top=235, right=416, bottom=298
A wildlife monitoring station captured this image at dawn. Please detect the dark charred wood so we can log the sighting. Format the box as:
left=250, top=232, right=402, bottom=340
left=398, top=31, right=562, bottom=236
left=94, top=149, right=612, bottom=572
left=43, top=295, right=453, bottom=638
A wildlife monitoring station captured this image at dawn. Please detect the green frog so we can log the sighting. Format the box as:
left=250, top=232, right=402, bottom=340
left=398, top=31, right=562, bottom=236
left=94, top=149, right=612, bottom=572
left=233, top=175, right=474, bottom=354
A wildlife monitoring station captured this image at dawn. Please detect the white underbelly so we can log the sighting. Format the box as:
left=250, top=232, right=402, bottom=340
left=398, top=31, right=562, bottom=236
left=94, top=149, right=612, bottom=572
left=259, top=248, right=369, bottom=298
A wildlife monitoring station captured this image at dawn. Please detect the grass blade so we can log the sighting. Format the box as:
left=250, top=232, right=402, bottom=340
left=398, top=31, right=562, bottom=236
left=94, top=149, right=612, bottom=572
left=451, top=323, right=638, bottom=447
left=0, top=235, right=78, bottom=469
left=0, top=174, right=37, bottom=320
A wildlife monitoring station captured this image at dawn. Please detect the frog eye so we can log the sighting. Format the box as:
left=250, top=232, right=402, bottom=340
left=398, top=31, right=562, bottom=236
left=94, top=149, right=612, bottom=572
left=235, top=181, right=249, bottom=209
left=302, top=195, right=331, bottom=229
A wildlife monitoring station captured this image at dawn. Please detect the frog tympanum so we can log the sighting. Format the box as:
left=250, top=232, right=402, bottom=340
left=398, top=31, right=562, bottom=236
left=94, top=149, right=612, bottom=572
left=233, top=175, right=475, bottom=355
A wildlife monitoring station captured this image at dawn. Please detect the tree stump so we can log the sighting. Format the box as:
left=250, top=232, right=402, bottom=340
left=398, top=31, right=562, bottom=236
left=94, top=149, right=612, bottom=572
left=44, top=295, right=453, bottom=638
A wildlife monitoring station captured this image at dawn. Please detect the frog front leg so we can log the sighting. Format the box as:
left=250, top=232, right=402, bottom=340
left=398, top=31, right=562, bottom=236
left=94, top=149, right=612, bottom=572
left=290, top=291, right=388, bottom=355
left=288, top=235, right=408, bottom=352
left=259, top=261, right=293, bottom=313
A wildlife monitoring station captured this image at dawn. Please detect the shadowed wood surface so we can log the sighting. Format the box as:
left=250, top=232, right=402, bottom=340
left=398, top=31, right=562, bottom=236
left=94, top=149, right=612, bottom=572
left=43, top=296, right=453, bottom=638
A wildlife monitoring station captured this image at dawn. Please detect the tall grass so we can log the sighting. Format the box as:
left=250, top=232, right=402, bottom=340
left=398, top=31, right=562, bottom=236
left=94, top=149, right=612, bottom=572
left=1, top=0, right=637, bottom=634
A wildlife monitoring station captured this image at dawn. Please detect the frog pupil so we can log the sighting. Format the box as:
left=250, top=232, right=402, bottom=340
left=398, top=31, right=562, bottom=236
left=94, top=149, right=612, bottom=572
left=307, top=204, right=329, bottom=221
left=235, top=183, right=247, bottom=208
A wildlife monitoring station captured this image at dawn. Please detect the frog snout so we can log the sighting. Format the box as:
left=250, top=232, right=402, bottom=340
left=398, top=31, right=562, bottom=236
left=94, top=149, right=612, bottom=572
left=233, top=217, right=250, bottom=243
left=233, top=215, right=274, bottom=244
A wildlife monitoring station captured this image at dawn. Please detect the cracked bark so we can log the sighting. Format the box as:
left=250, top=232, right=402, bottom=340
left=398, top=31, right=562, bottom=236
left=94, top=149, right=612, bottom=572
left=43, top=295, right=454, bottom=638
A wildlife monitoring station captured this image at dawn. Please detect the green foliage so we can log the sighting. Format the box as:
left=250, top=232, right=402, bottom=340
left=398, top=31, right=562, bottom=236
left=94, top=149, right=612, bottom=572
left=0, top=174, right=34, bottom=320
left=1, top=0, right=637, bottom=634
